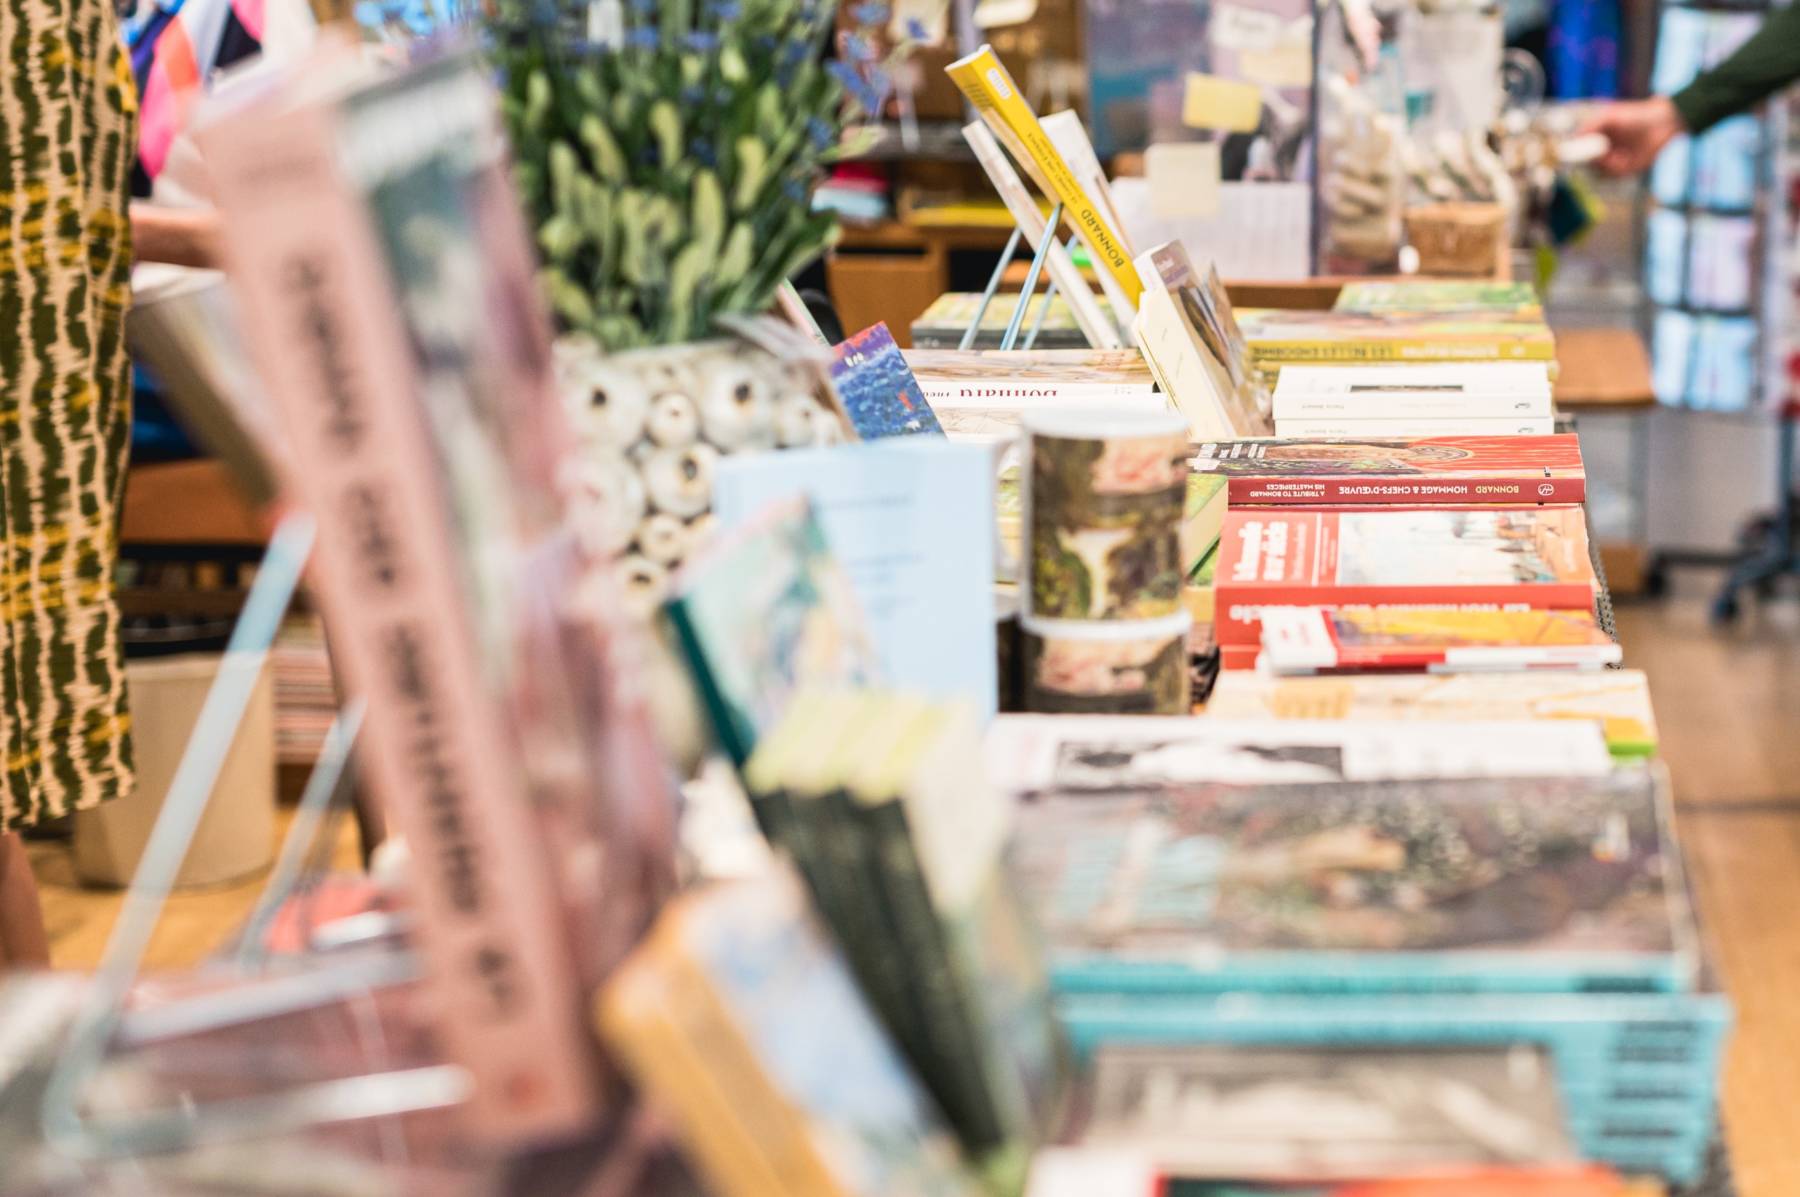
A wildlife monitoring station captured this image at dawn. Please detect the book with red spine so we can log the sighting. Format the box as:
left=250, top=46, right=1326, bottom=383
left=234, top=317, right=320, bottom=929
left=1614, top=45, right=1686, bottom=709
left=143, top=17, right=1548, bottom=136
left=1191, top=435, right=1585, bottom=506
left=1214, top=507, right=1597, bottom=647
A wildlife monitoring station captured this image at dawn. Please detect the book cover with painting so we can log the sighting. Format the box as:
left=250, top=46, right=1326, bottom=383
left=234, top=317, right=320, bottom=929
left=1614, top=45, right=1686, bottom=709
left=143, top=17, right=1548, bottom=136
left=1334, top=280, right=1545, bottom=317
left=1008, top=770, right=1691, bottom=994
left=1254, top=606, right=1621, bottom=676
left=1214, top=507, right=1597, bottom=647
left=910, top=291, right=1089, bottom=350
left=1190, top=435, right=1585, bottom=505
left=1207, top=668, right=1656, bottom=759
left=666, top=498, right=881, bottom=766
left=830, top=322, right=945, bottom=439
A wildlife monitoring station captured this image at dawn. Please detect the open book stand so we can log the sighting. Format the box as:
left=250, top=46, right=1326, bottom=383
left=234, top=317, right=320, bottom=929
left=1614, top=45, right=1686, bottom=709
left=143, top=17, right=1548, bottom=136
left=956, top=201, right=1084, bottom=351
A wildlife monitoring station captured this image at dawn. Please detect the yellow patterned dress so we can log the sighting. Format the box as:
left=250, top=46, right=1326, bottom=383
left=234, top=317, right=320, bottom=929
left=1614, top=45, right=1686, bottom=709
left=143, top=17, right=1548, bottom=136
left=0, top=0, right=136, bottom=830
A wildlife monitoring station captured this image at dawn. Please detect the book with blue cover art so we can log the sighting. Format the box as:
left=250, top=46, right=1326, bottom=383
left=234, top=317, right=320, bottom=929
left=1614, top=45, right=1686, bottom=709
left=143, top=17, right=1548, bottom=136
left=714, top=441, right=999, bottom=717
left=831, top=322, right=946, bottom=439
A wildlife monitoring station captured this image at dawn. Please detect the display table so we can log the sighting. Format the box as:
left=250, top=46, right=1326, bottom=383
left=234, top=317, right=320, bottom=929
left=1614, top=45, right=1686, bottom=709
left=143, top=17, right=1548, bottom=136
left=1551, top=327, right=1658, bottom=597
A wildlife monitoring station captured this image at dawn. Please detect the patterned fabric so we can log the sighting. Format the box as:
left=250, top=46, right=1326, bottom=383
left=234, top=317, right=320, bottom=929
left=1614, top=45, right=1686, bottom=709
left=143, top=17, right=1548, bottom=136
left=0, top=0, right=136, bottom=830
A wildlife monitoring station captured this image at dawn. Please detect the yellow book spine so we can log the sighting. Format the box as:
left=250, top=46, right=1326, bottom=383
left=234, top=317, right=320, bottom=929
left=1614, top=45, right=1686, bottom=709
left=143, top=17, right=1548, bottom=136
left=1248, top=338, right=1559, bottom=363
left=946, top=46, right=1143, bottom=307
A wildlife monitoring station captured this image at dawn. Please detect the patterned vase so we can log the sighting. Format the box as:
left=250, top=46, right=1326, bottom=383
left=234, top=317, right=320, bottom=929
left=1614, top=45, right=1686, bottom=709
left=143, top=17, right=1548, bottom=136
left=555, top=334, right=843, bottom=619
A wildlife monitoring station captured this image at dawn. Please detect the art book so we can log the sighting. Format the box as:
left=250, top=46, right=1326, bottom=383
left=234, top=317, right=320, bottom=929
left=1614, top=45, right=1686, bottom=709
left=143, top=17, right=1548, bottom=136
left=1190, top=435, right=1585, bottom=506
left=713, top=441, right=998, bottom=717
left=665, top=498, right=881, bottom=766
left=1206, top=669, right=1657, bottom=759
left=1236, top=308, right=1557, bottom=367
left=1134, top=240, right=1270, bottom=440
left=1008, top=771, right=1692, bottom=994
left=1213, top=507, right=1598, bottom=647
left=830, top=322, right=945, bottom=439
left=1074, top=1044, right=1575, bottom=1179
left=906, top=348, right=1165, bottom=445
left=597, top=869, right=981, bottom=1197
left=983, top=715, right=1615, bottom=794
left=1254, top=606, right=1621, bottom=675
left=1333, top=280, right=1545, bottom=318
left=911, top=291, right=1090, bottom=350
left=1272, top=362, right=1553, bottom=421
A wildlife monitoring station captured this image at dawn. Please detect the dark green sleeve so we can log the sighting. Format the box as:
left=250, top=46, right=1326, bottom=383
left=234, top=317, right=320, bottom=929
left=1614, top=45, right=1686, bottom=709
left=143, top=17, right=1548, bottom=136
left=1672, top=6, right=1800, bottom=135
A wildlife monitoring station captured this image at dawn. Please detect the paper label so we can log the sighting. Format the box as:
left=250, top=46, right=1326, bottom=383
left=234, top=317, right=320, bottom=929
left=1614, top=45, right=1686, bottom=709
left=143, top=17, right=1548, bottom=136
left=1182, top=72, right=1265, bottom=133
left=1146, top=141, right=1223, bottom=219
left=1212, top=4, right=1284, bottom=52
left=1239, top=43, right=1313, bottom=89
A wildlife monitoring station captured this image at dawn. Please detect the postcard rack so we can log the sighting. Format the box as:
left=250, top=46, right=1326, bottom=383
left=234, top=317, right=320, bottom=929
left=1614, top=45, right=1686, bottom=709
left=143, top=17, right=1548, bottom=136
left=31, top=512, right=465, bottom=1172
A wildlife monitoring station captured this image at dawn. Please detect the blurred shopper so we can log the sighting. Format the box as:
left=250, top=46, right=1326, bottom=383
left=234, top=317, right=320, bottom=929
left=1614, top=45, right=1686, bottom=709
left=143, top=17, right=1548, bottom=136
left=1582, top=6, right=1800, bottom=174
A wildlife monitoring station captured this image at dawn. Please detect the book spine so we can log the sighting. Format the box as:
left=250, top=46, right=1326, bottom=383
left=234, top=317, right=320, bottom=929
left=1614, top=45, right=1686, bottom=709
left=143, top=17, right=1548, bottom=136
left=1215, top=584, right=1600, bottom=646
left=946, top=48, right=1143, bottom=307
left=862, top=795, right=1009, bottom=1156
left=204, top=100, right=599, bottom=1141
left=1250, top=339, right=1558, bottom=363
left=1225, top=474, right=1587, bottom=506
left=920, top=382, right=1157, bottom=403
left=1271, top=395, right=1554, bottom=420
left=1273, top=417, right=1558, bottom=437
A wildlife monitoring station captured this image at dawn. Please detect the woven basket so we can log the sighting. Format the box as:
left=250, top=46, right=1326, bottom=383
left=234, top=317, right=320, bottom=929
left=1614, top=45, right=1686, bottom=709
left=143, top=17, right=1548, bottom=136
left=1403, top=202, right=1508, bottom=277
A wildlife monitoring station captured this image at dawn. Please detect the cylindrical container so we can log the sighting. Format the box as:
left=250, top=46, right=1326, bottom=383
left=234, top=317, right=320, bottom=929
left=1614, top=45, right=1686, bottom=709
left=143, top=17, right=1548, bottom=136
left=1020, top=612, right=1193, bottom=716
left=1023, top=409, right=1190, bottom=622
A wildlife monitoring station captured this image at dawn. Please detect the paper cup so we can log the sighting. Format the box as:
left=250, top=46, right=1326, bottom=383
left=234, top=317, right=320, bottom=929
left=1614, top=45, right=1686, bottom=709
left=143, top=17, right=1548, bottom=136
left=1023, top=409, right=1190, bottom=623
left=1019, top=611, right=1193, bottom=716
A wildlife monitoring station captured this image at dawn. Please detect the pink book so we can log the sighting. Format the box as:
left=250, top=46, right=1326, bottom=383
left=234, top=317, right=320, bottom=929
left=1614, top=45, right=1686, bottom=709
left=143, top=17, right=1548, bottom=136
left=200, top=61, right=602, bottom=1145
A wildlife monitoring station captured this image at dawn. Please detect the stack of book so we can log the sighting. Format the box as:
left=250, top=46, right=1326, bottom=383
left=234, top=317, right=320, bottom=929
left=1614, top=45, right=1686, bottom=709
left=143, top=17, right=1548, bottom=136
left=982, top=714, right=1727, bottom=1188
left=1270, top=360, right=1557, bottom=438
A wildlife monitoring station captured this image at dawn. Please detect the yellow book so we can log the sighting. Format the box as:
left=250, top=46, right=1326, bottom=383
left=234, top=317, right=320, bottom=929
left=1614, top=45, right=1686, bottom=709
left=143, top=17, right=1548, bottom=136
left=946, top=45, right=1144, bottom=309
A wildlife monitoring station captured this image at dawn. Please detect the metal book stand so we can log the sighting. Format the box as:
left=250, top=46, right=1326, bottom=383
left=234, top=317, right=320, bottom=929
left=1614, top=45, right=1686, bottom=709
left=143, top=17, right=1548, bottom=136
left=956, top=200, right=1074, bottom=353
left=33, top=512, right=467, bottom=1170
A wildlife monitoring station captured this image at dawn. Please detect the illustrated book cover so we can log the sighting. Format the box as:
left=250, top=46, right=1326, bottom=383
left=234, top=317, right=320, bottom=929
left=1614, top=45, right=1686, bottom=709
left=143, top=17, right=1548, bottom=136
left=1190, top=435, right=1585, bottom=506
left=830, top=322, right=945, bottom=439
left=1254, top=606, right=1621, bottom=676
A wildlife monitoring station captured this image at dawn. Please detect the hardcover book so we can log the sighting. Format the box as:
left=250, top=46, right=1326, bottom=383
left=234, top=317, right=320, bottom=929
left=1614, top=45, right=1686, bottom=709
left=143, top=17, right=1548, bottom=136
left=946, top=45, right=1145, bottom=310
left=1009, top=771, right=1691, bottom=994
left=905, top=348, right=1164, bottom=445
left=1333, top=280, right=1545, bottom=317
left=1236, top=308, right=1557, bottom=367
left=1190, top=435, right=1585, bottom=506
left=983, top=715, right=1615, bottom=793
left=1206, top=669, right=1658, bottom=759
left=1254, top=606, right=1621, bottom=676
left=830, top=323, right=945, bottom=439
left=1214, top=507, right=1598, bottom=647
left=1272, top=362, right=1553, bottom=421
left=1075, top=1044, right=1575, bottom=1178
left=665, top=499, right=881, bottom=766
left=597, top=869, right=981, bottom=1197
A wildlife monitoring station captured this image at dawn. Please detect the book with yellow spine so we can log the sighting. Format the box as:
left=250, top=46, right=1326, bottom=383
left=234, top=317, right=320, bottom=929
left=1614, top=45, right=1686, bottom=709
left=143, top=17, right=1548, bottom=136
left=946, top=45, right=1144, bottom=310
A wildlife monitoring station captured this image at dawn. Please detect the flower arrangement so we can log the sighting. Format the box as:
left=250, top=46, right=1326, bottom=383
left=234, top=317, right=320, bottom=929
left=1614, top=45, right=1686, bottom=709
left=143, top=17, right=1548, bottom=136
left=487, top=0, right=898, bottom=350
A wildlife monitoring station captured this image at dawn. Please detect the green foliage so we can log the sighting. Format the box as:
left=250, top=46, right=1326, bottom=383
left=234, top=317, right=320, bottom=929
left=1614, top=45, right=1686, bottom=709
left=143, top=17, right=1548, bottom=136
left=486, top=0, right=861, bottom=350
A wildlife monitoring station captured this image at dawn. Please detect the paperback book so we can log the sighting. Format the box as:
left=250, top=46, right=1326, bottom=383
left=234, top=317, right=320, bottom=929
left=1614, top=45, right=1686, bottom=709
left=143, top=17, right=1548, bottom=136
left=1271, top=362, right=1553, bottom=421
left=911, top=291, right=1091, bottom=350
left=1191, top=435, right=1585, bottom=506
left=983, top=715, right=1616, bottom=793
left=1333, top=280, right=1544, bottom=317
left=1213, top=507, right=1598, bottom=648
left=1133, top=241, right=1270, bottom=440
left=1275, top=417, right=1557, bottom=438
left=1073, top=1044, right=1576, bottom=1179
left=1236, top=309, right=1557, bottom=370
left=906, top=348, right=1165, bottom=444
left=1008, top=771, right=1692, bottom=995
left=1207, top=669, right=1657, bottom=759
left=1254, top=606, right=1621, bottom=676
left=830, top=322, right=945, bottom=438
left=597, top=869, right=981, bottom=1197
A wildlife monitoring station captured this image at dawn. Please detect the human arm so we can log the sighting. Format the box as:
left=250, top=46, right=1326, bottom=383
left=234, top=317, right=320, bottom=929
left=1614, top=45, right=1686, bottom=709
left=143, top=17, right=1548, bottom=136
left=1581, top=6, right=1800, bottom=175
left=130, top=202, right=224, bottom=269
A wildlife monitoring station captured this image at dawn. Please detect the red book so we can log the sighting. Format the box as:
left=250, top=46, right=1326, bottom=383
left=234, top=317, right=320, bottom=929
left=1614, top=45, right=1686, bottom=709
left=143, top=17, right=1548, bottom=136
left=1191, top=435, right=1585, bottom=506
left=1214, top=507, right=1597, bottom=647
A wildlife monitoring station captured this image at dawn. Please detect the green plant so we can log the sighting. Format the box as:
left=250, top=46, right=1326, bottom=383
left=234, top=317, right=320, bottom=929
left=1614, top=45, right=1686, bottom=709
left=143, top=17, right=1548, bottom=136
left=488, top=0, right=882, bottom=350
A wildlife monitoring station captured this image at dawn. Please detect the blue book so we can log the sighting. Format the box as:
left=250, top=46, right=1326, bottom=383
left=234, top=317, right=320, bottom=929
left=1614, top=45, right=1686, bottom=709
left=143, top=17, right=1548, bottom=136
left=714, top=441, right=998, bottom=718
left=831, top=323, right=945, bottom=439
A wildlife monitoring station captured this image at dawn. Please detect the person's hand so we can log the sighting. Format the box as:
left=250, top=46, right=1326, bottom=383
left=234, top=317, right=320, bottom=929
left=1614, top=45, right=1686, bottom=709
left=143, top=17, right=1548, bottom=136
left=1579, top=96, right=1686, bottom=176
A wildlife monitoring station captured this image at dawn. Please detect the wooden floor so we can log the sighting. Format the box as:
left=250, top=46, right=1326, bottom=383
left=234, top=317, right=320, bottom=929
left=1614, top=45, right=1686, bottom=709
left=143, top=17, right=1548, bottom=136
left=26, top=575, right=1800, bottom=1195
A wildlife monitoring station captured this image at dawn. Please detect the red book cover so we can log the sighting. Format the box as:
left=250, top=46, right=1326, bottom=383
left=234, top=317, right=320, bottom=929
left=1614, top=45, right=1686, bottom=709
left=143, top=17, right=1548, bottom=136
left=1214, top=507, right=1597, bottom=646
left=1191, top=435, right=1585, bottom=506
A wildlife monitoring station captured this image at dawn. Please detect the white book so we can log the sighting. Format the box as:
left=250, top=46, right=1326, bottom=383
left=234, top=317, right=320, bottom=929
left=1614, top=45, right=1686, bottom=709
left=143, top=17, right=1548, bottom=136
left=1273, top=362, right=1554, bottom=420
left=1274, top=416, right=1558, bottom=437
left=1039, top=109, right=1141, bottom=333
left=962, top=121, right=1125, bottom=350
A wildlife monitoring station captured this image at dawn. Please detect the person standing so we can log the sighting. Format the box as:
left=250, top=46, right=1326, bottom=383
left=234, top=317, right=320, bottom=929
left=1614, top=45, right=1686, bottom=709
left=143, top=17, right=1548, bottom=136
left=0, top=0, right=141, bottom=967
left=1582, top=5, right=1800, bottom=174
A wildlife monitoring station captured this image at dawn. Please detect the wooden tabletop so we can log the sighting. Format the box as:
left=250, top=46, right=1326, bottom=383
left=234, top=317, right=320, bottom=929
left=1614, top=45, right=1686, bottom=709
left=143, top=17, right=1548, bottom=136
left=1552, top=326, right=1657, bottom=411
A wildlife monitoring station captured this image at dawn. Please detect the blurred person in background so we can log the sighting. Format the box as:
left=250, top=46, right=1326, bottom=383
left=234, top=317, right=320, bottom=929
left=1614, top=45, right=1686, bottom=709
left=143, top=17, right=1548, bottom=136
left=1582, top=5, right=1800, bottom=174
